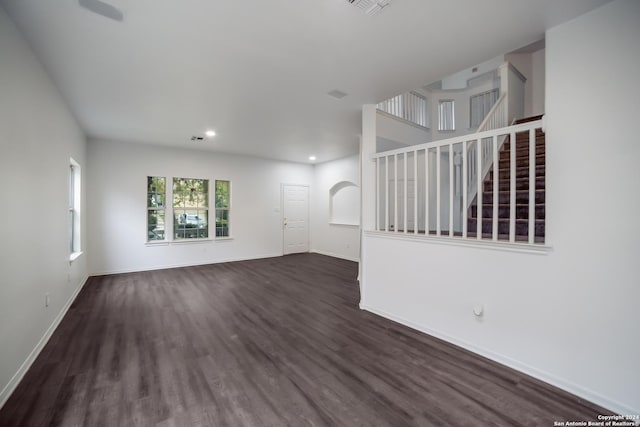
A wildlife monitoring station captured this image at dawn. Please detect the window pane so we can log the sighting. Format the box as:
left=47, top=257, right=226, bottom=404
left=148, top=210, right=165, bottom=241
left=69, top=210, right=74, bottom=252
left=216, top=180, right=230, bottom=208
left=69, top=159, right=81, bottom=254
left=148, top=193, right=165, bottom=208
left=470, top=89, right=499, bottom=128
left=216, top=208, right=229, bottom=237
left=147, top=176, right=166, bottom=241
left=174, top=177, right=208, bottom=210
left=174, top=208, right=208, bottom=239
left=438, top=100, right=455, bottom=131
left=147, top=176, right=165, bottom=193
left=196, top=192, right=208, bottom=208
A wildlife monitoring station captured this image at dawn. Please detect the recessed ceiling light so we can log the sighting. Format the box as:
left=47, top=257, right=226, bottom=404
left=309, top=156, right=317, bottom=161
left=205, top=130, right=216, bottom=138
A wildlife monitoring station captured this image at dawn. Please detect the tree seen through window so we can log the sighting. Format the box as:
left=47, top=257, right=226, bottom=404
left=173, top=177, right=209, bottom=239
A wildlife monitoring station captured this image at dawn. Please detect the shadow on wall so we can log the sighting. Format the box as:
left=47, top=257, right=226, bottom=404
left=329, top=181, right=359, bottom=226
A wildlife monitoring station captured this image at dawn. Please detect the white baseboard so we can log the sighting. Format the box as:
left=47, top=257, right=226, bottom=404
left=311, top=249, right=359, bottom=263
left=359, top=303, right=638, bottom=416
left=90, top=253, right=283, bottom=276
left=0, top=275, right=89, bottom=410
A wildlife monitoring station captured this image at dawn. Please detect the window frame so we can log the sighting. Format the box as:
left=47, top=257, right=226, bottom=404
left=438, top=99, right=456, bottom=131
left=147, top=176, right=167, bottom=242
left=172, top=177, right=210, bottom=241
left=470, top=88, right=499, bottom=128
left=215, top=179, right=232, bottom=238
left=69, top=158, right=82, bottom=261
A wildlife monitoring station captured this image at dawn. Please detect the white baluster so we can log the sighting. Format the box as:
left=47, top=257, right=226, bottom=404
left=449, top=144, right=454, bottom=237
left=529, top=128, right=536, bottom=244
left=476, top=138, right=482, bottom=240
left=394, top=154, right=398, bottom=232
left=462, top=141, right=468, bottom=238
left=385, top=156, right=389, bottom=232
left=404, top=153, right=408, bottom=233
left=376, top=157, right=380, bottom=231
left=414, top=150, right=418, bottom=235
left=425, top=149, right=430, bottom=235
left=509, top=131, right=516, bottom=242
left=492, top=135, right=499, bottom=241
left=436, top=146, right=441, bottom=236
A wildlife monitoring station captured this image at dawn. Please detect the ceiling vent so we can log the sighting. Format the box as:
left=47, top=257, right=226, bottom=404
left=327, top=89, right=348, bottom=99
left=78, top=0, right=124, bottom=22
left=347, top=0, right=391, bottom=16
left=190, top=136, right=205, bottom=142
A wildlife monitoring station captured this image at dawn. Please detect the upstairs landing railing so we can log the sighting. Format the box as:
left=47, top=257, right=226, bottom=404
left=377, top=91, right=428, bottom=128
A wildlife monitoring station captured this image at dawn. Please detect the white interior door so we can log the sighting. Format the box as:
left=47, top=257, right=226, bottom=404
left=282, top=184, right=309, bottom=255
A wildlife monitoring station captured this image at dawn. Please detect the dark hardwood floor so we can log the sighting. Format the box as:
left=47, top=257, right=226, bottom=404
left=0, top=254, right=607, bottom=426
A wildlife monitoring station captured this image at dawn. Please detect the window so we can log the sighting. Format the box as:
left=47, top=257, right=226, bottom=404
left=147, top=176, right=166, bottom=241
left=438, top=100, right=455, bottom=131
left=69, top=158, right=81, bottom=259
left=215, top=180, right=231, bottom=237
left=470, top=88, right=499, bottom=128
left=173, top=178, right=209, bottom=239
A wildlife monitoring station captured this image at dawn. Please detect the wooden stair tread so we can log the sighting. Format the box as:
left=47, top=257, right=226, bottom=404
left=469, top=124, right=546, bottom=243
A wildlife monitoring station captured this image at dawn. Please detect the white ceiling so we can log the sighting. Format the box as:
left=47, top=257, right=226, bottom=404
left=1, top=0, right=612, bottom=163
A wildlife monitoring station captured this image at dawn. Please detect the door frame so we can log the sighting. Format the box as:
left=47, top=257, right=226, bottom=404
left=280, top=183, right=310, bottom=255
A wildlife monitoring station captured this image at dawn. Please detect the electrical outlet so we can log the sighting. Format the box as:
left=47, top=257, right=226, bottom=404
left=45, top=293, right=50, bottom=308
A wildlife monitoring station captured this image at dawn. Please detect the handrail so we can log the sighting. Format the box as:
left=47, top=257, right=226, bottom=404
left=372, top=119, right=544, bottom=245
left=372, top=120, right=540, bottom=159
left=477, top=92, right=507, bottom=132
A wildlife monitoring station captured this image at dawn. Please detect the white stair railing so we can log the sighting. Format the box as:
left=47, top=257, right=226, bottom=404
left=466, top=93, right=508, bottom=207
left=377, top=91, right=428, bottom=128
left=373, top=118, right=544, bottom=245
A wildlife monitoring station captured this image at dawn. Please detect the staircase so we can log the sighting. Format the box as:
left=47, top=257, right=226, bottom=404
left=467, top=115, right=545, bottom=243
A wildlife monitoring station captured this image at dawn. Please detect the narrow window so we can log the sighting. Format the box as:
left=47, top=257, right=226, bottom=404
left=147, top=176, right=166, bottom=241
left=438, top=100, right=455, bottom=131
left=215, top=180, right=231, bottom=237
left=69, top=158, right=81, bottom=259
left=173, top=178, right=209, bottom=239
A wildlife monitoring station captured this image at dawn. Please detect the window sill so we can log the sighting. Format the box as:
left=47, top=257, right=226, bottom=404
left=145, top=241, right=169, bottom=246
left=144, top=237, right=234, bottom=246
left=69, top=251, right=83, bottom=263
left=171, top=238, right=212, bottom=244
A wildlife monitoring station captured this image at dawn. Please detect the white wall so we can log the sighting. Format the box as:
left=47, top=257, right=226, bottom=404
left=506, top=53, right=533, bottom=117
left=506, top=49, right=546, bottom=117
left=361, top=0, right=640, bottom=415
left=377, top=71, right=499, bottom=149
left=428, top=75, right=499, bottom=139
left=507, top=64, right=526, bottom=122
left=87, top=139, right=313, bottom=274
left=0, top=6, right=88, bottom=408
left=441, top=55, right=504, bottom=90
left=531, top=49, right=546, bottom=116
left=376, top=111, right=431, bottom=149
left=310, top=155, right=360, bottom=262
